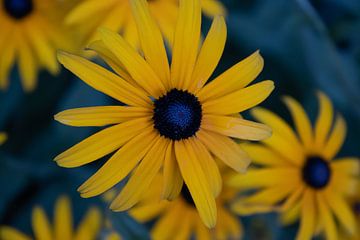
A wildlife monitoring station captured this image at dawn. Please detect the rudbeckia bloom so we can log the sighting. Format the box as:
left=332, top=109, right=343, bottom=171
left=55, top=0, right=274, bottom=227
left=66, top=0, right=226, bottom=48
left=0, top=132, right=7, bottom=145
left=229, top=92, right=359, bottom=240
left=0, top=196, right=102, bottom=240
left=129, top=170, right=243, bottom=240
left=0, top=0, right=78, bottom=91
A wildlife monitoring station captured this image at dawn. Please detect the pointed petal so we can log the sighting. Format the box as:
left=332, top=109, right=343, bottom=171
left=74, top=208, right=101, bottom=240
left=296, top=190, right=316, bottom=240
left=317, top=193, right=337, bottom=240
left=202, top=81, right=274, bottom=115
left=197, top=130, right=250, bottom=173
left=190, top=16, right=227, bottom=92
left=54, top=196, right=73, bottom=240
left=175, top=140, right=217, bottom=228
left=331, top=158, right=360, bottom=176
left=197, top=51, right=264, bottom=102
left=240, top=143, right=291, bottom=166
left=170, top=0, right=201, bottom=89
left=314, top=92, right=333, bottom=150
left=32, top=207, right=52, bottom=240
left=202, top=115, right=271, bottom=140
left=323, top=114, right=346, bottom=160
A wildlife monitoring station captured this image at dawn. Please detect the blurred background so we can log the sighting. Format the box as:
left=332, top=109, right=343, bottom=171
left=0, top=0, right=359, bottom=239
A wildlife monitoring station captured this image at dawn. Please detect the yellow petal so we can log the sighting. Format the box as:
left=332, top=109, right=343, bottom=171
left=216, top=207, right=243, bottom=240
left=74, top=207, right=101, bottom=240
left=54, top=196, right=73, bottom=240
left=0, top=31, right=15, bottom=90
left=202, top=80, right=274, bottom=115
left=195, top=217, right=211, bottom=240
left=242, top=184, right=294, bottom=205
left=330, top=171, right=358, bottom=196
left=240, top=143, right=291, bottom=166
left=323, top=114, right=346, bottom=160
left=202, top=115, right=272, bottom=140
left=175, top=140, right=217, bottom=228
left=228, top=167, right=299, bottom=190
left=0, top=226, right=31, bottom=240
left=190, top=16, right=227, bottom=92
left=317, top=193, right=337, bottom=240
left=296, top=189, right=316, bottom=240
left=197, top=130, right=250, bottom=173
left=197, top=51, right=264, bottom=102
left=57, top=51, right=151, bottom=107
left=201, top=0, right=227, bottom=16
left=280, top=185, right=305, bottom=212
left=251, top=107, right=304, bottom=165
left=99, top=28, right=166, bottom=98
left=314, top=92, right=333, bottom=150
left=282, top=96, right=313, bottom=151
left=280, top=201, right=301, bottom=225
left=110, top=137, right=168, bottom=211
left=130, top=0, right=170, bottom=88
left=55, top=117, right=152, bottom=168
left=151, top=203, right=184, bottom=239
left=54, top=106, right=151, bottom=127
left=331, top=158, right=360, bottom=176
left=162, top=142, right=183, bottom=200
left=189, top=138, right=222, bottom=197
left=129, top=202, right=168, bottom=222
left=32, top=207, right=52, bottom=240
left=170, top=0, right=201, bottom=90
left=0, top=133, right=7, bottom=145
left=324, top=188, right=356, bottom=234
left=78, top=129, right=157, bottom=198
left=231, top=201, right=274, bottom=216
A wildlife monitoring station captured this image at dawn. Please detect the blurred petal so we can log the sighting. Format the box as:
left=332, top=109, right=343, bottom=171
left=317, top=193, right=337, bottom=240
left=74, top=208, right=101, bottom=240
left=296, top=189, right=316, bottom=240
left=314, top=92, right=333, bottom=150
left=323, top=114, right=346, bottom=160
left=0, top=227, right=30, bottom=240
left=32, top=207, right=52, bottom=240
left=54, top=196, right=73, bottom=240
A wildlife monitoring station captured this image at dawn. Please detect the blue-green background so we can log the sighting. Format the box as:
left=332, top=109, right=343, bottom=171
left=0, top=0, right=359, bottom=239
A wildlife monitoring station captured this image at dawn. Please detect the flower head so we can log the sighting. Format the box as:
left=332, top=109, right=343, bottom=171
left=129, top=169, right=243, bottom=240
left=229, top=92, right=360, bottom=240
left=55, top=0, right=274, bottom=228
left=66, top=0, right=226, bottom=49
left=0, top=132, right=7, bottom=145
left=0, top=0, right=79, bottom=91
left=0, top=196, right=102, bottom=240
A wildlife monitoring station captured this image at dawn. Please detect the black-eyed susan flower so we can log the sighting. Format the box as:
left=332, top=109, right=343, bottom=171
left=0, top=132, right=7, bottom=145
left=0, top=196, right=102, bottom=240
left=55, top=0, right=274, bottom=228
left=129, top=169, right=243, bottom=240
left=229, top=92, right=360, bottom=240
left=66, top=0, right=226, bottom=48
left=0, top=0, right=78, bottom=91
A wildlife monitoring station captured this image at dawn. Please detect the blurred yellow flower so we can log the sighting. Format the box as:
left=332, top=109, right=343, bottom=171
left=0, top=0, right=79, bottom=91
left=229, top=92, right=359, bottom=240
left=0, top=196, right=102, bottom=240
left=0, top=132, right=7, bottom=145
left=66, top=0, right=226, bottom=48
left=129, top=169, right=243, bottom=240
left=55, top=0, right=273, bottom=228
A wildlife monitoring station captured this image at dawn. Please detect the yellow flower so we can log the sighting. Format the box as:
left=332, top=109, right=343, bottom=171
left=129, top=169, right=243, bottom=240
left=55, top=0, right=274, bottom=228
left=66, top=0, right=226, bottom=48
left=0, top=0, right=78, bottom=91
left=0, top=196, right=102, bottom=240
left=0, top=132, right=7, bottom=145
left=229, top=92, right=360, bottom=240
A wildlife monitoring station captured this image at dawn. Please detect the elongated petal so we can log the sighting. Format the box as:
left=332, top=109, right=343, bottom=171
left=54, top=196, right=73, bottom=240
left=0, top=31, right=15, bottom=90
left=78, top=129, right=157, bottom=198
left=0, top=133, right=7, bottom=145
left=296, top=190, right=316, bottom=240
left=55, top=118, right=151, bottom=168
left=57, top=51, right=150, bottom=107
left=175, top=140, right=217, bottom=228
left=100, top=28, right=166, bottom=97
left=197, top=130, right=250, bottom=173
left=201, top=0, right=227, bottom=16
left=202, top=81, right=274, bottom=115
left=216, top=208, right=243, bottom=240
left=228, top=168, right=299, bottom=190
left=242, top=184, right=294, bottom=205
left=197, top=51, right=264, bottom=102
left=32, top=207, right=52, bottom=240
left=282, top=96, right=313, bottom=151
left=162, top=142, right=183, bottom=200
left=317, top=193, right=337, bottom=240
left=189, top=138, right=222, bottom=197
left=202, top=115, right=271, bottom=140
left=314, top=92, right=333, bottom=150
left=190, top=16, right=227, bottom=92
left=240, top=143, right=291, bottom=166
left=74, top=208, right=101, bottom=240
left=110, top=137, right=168, bottom=211
left=280, top=185, right=305, bottom=212
left=170, top=0, right=201, bottom=89
left=129, top=202, right=168, bottom=222
left=323, top=114, right=346, bottom=160
left=130, top=0, right=170, bottom=88
left=55, top=106, right=151, bottom=127
left=151, top=203, right=184, bottom=239
left=0, top=227, right=31, bottom=240
left=331, top=158, right=360, bottom=176
left=280, top=201, right=301, bottom=225
left=324, top=188, right=356, bottom=234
